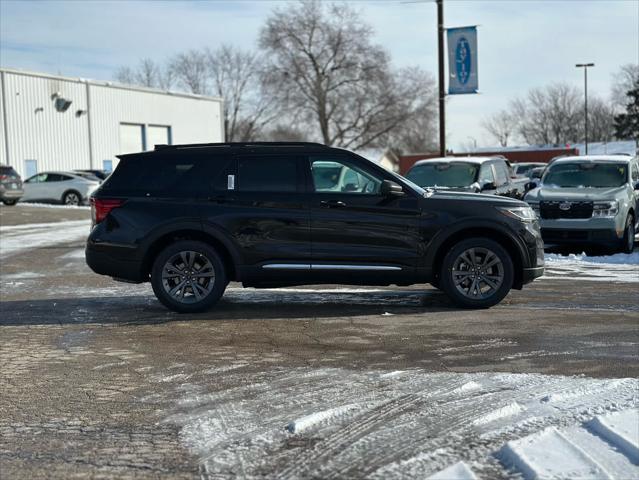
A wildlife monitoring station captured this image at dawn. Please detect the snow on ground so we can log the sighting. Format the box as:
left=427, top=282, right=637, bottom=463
left=13, top=202, right=90, bottom=210
left=542, top=252, right=639, bottom=283
left=0, top=219, right=90, bottom=258
left=158, top=367, right=639, bottom=479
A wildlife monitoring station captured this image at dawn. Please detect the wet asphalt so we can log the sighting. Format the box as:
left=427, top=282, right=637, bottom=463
left=1, top=204, right=638, bottom=479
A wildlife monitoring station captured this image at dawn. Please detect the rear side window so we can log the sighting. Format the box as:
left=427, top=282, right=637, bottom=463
left=102, top=151, right=233, bottom=196
left=0, top=166, right=18, bottom=177
left=237, top=156, right=299, bottom=192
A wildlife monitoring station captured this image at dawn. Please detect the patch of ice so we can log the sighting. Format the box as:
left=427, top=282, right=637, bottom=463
left=587, top=409, right=639, bottom=463
left=427, top=461, right=477, bottom=480
left=0, top=220, right=91, bottom=258
left=452, top=381, right=483, bottom=394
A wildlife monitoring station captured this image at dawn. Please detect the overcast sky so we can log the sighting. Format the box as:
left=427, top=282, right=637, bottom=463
left=1, top=0, right=637, bottom=151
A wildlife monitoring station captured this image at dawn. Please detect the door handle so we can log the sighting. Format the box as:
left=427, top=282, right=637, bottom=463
left=320, top=200, right=347, bottom=208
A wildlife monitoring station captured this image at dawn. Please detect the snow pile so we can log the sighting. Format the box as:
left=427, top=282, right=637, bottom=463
left=160, top=368, right=639, bottom=479
left=543, top=252, right=639, bottom=282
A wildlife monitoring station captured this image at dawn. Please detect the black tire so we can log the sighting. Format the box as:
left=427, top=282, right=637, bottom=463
left=62, top=190, right=82, bottom=206
left=620, top=214, right=635, bottom=254
left=151, top=240, right=227, bottom=313
left=2, top=199, right=17, bottom=206
left=440, top=237, right=514, bottom=309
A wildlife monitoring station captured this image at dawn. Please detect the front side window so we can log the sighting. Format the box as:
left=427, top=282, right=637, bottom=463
left=26, top=173, right=48, bottom=183
left=543, top=162, right=628, bottom=188
left=311, top=157, right=382, bottom=194
left=494, top=163, right=509, bottom=186
left=406, top=162, right=478, bottom=188
left=477, top=165, right=495, bottom=185
left=631, top=162, right=639, bottom=182
left=238, top=156, right=298, bottom=192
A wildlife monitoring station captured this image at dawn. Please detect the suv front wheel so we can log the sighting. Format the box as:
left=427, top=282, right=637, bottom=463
left=151, top=240, right=227, bottom=313
left=440, top=238, right=514, bottom=309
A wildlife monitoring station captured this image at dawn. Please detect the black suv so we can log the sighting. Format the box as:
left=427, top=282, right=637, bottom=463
left=86, top=142, right=544, bottom=312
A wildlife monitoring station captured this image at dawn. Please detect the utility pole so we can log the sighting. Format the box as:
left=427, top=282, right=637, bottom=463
left=437, top=0, right=446, bottom=156
left=575, top=63, right=594, bottom=154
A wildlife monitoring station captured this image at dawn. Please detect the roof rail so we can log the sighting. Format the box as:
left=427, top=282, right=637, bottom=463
left=154, top=141, right=328, bottom=150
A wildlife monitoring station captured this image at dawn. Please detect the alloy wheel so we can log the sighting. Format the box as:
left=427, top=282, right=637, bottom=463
left=65, top=193, right=80, bottom=205
left=161, top=251, right=216, bottom=304
left=451, top=247, right=504, bottom=300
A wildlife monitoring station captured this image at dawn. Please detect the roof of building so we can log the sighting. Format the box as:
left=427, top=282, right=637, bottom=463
left=0, top=67, right=223, bottom=103
left=412, top=156, right=501, bottom=167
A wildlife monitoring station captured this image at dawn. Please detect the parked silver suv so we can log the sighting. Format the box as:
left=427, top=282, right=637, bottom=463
left=525, top=155, right=639, bottom=253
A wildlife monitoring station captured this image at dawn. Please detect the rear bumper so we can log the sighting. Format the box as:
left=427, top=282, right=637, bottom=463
left=522, top=266, right=544, bottom=285
left=85, top=241, right=145, bottom=282
left=0, top=189, right=24, bottom=199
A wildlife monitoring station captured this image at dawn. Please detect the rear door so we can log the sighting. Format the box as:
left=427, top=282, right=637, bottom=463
left=307, top=154, right=422, bottom=274
left=200, top=153, right=311, bottom=277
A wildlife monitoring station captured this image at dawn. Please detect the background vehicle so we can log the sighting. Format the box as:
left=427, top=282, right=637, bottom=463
left=86, top=142, right=544, bottom=313
left=525, top=155, right=639, bottom=253
left=0, top=165, right=23, bottom=205
left=22, top=171, right=100, bottom=205
left=74, top=169, right=110, bottom=181
left=513, top=162, right=546, bottom=178
left=405, top=157, right=525, bottom=199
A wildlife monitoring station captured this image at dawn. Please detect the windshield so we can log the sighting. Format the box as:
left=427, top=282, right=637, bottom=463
left=406, top=163, right=479, bottom=188
left=543, top=162, right=628, bottom=188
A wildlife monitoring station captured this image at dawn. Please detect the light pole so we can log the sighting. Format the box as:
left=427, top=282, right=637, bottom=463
left=437, top=0, right=446, bottom=156
left=575, top=63, right=594, bottom=154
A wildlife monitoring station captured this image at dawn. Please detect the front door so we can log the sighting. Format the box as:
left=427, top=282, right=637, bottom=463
left=307, top=154, right=422, bottom=278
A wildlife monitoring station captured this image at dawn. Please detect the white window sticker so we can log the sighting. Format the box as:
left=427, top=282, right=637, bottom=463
left=227, top=174, right=235, bottom=190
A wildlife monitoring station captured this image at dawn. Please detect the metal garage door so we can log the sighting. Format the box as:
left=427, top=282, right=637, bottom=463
left=147, top=125, right=171, bottom=150
left=119, top=123, right=145, bottom=154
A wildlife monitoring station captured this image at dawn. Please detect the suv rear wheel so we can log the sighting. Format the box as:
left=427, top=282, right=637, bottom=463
left=440, top=238, right=514, bottom=309
left=151, top=240, right=227, bottom=313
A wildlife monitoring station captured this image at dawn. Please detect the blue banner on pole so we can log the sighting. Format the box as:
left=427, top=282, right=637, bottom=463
left=447, top=26, right=478, bottom=95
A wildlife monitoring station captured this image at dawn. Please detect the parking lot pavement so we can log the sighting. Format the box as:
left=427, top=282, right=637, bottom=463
left=1, top=204, right=638, bottom=479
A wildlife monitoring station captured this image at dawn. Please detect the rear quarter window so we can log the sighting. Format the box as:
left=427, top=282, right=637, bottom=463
left=101, top=151, right=233, bottom=197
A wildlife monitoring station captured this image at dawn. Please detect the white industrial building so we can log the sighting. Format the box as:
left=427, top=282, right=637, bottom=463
left=0, top=67, right=224, bottom=178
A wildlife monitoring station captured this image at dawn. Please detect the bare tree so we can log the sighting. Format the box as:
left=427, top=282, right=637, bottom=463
left=206, top=45, right=279, bottom=142
left=169, top=50, right=209, bottom=95
left=481, top=110, right=515, bottom=147
left=114, top=58, right=174, bottom=90
left=259, top=1, right=435, bottom=150
left=611, top=63, right=639, bottom=110
left=587, top=96, right=616, bottom=142
left=510, top=83, right=583, bottom=145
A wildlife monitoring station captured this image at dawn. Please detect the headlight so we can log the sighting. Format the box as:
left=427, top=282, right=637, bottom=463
left=526, top=201, right=540, bottom=218
left=497, top=206, right=536, bottom=222
left=592, top=201, right=618, bottom=218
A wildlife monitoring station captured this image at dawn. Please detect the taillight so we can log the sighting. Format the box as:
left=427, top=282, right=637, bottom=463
left=91, top=198, right=125, bottom=225
left=0, top=175, right=8, bottom=181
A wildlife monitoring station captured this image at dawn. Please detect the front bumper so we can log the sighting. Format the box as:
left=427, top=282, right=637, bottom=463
left=539, top=216, right=623, bottom=247
left=522, top=266, right=544, bottom=285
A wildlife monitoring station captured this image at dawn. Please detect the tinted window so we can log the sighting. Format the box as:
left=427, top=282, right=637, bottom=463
left=238, top=156, right=298, bottom=192
left=311, top=157, right=383, bottom=194
left=631, top=162, right=639, bottom=182
left=45, top=174, right=66, bottom=182
left=0, top=166, right=18, bottom=177
left=101, top=151, right=232, bottom=196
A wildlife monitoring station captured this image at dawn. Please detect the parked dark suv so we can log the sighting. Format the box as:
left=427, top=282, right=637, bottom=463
left=86, top=142, right=544, bottom=312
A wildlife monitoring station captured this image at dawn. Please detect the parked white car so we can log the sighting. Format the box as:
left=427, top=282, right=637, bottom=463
left=21, top=171, right=100, bottom=205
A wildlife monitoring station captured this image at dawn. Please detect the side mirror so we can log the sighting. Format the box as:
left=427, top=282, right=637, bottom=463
left=525, top=181, right=538, bottom=192
left=634, top=181, right=639, bottom=191
left=381, top=179, right=404, bottom=197
left=481, top=182, right=496, bottom=191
